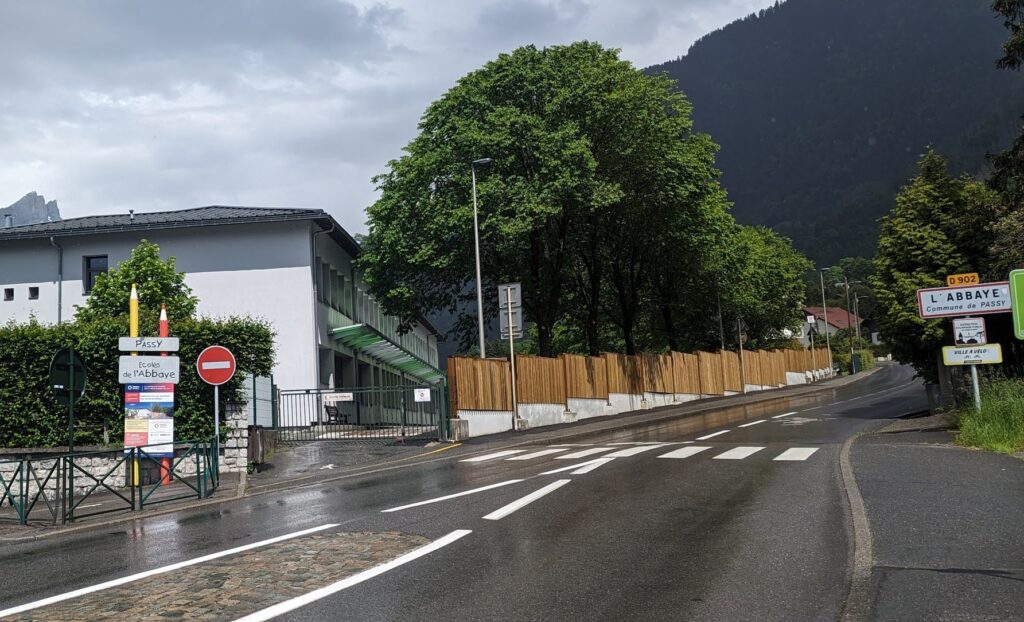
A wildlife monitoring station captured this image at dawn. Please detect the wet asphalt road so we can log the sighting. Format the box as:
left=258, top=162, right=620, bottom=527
left=0, top=364, right=927, bottom=621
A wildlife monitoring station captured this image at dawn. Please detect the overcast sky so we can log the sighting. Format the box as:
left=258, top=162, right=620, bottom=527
left=0, top=0, right=775, bottom=232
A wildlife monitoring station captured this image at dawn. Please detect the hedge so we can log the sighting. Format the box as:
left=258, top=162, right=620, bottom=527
left=0, top=315, right=274, bottom=449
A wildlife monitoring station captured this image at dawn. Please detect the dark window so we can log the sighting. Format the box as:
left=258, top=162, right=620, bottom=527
left=28, top=287, right=38, bottom=300
left=3, top=288, right=12, bottom=301
left=83, top=255, right=108, bottom=293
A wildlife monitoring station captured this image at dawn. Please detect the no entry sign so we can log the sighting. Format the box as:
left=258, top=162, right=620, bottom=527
left=196, top=345, right=236, bottom=385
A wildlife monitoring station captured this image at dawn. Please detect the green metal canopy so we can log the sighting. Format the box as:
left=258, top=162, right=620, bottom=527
left=330, top=323, right=444, bottom=383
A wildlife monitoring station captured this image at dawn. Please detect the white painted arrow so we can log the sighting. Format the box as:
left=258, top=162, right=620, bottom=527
left=320, top=464, right=336, bottom=470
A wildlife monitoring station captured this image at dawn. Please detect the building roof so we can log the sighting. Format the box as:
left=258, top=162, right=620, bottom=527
left=0, top=205, right=442, bottom=338
left=804, top=306, right=861, bottom=330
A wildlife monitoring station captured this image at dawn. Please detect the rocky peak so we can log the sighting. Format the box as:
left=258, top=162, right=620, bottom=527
left=1, top=192, right=61, bottom=227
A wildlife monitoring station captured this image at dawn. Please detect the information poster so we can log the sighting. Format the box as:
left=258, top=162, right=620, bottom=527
left=123, top=383, right=175, bottom=456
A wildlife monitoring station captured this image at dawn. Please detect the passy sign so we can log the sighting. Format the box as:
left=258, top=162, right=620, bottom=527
left=916, top=282, right=1011, bottom=318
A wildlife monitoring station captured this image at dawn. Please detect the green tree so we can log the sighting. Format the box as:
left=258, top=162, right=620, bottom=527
left=76, top=240, right=198, bottom=323
left=358, top=42, right=731, bottom=356
left=872, top=150, right=1004, bottom=381
left=994, top=0, right=1024, bottom=70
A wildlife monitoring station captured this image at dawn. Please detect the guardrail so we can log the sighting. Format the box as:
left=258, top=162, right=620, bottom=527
left=0, top=438, right=220, bottom=526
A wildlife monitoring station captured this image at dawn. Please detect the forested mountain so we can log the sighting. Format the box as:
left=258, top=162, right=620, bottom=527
left=649, top=0, right=1024, bottom=264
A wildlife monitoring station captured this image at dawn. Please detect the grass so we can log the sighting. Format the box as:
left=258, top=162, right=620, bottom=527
left=957, top=378, right=1024, bottom=454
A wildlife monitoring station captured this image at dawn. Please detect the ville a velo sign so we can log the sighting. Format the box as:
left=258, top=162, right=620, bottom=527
left=916, top=282, right=1011, bottom=319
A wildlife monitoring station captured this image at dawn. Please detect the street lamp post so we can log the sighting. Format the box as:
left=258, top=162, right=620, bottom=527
left=819, top=269, right=834, bottom=374
left=471, top=158, right=492, bottom=359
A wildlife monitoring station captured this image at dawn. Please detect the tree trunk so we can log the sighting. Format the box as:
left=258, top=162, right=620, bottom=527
left=662, top=304, right=679, bottom=352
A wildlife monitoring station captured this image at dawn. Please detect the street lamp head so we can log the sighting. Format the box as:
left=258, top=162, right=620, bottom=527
left=472, top=158, right=493, bottom=166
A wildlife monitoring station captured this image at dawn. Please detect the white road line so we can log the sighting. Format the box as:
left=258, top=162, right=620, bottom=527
left=540, top=459, right=605, bottom=475
left=738, top=419, right=767, bottom=428
left=460, top=450, right=527, bottom=463
left=483, top=480, right=571, bottom=520
left=0, top=524, right=339, bottom=619
left=604, top=444, right=672, bottom=458
left=658, top=446, right=712, bottom=459
left=695, top=430, right=730, bottom=441
left=381, top=480, right=524, bottom=513
left=713, top=446, right=764, bottom=460
left=506, top=448, right=570, bottom=461
left=772, top=411, right=798, bottom=419
left=570, top=458, right=615, bottom=474
left=232, top=529, right=472, bottom=622
left=555, top=447, right=614, bottom=460
left=774, top=448, right=819, bottom=461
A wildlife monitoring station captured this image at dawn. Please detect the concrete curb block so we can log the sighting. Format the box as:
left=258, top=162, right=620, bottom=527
left=838, top=421, right=887, bottom=622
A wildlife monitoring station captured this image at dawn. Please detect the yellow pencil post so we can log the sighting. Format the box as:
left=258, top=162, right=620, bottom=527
left=130, top=284, right=140, bottom=485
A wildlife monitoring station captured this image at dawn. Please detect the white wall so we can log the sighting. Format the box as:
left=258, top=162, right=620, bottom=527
left=0, top=222, right=317, bottom=390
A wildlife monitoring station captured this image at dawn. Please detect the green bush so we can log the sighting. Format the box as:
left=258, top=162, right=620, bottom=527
left=0, top=315, right=274, bottom=449
left=957, top=378, right=1024, bottom=454
left=832, top=348, right=876, bottom=374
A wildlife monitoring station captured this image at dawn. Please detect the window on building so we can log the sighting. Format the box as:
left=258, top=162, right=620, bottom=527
left=3, top=288, right=12, bottom=301
left=28, top=287, right=39, bottom=300
left=83, top=255, right=108, bottom=293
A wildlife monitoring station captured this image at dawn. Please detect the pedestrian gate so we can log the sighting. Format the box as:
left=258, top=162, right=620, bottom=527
left=276, top=382, right=449, bottom=442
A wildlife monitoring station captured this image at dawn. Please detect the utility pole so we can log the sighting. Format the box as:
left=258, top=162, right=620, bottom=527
left=470, top=158, right=492, bottom=358
left=843, top=274, right=856, bottom=374
left=819, top=269, right=834, bottom=374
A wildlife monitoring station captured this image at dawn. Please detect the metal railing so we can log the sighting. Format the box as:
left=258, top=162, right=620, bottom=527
left=0, top=438, right=220, bottom=526
left=276, top=382, right=449, bottom=443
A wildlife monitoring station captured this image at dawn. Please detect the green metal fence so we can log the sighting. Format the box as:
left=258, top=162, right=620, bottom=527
left=0, top=438, right=220, bottom=526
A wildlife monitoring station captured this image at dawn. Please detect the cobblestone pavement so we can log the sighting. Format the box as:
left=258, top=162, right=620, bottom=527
left=13, top=531, right=430, bottom=621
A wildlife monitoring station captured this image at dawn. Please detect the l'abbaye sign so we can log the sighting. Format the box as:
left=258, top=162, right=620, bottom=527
left=917, top=282, right=1011, bottom=319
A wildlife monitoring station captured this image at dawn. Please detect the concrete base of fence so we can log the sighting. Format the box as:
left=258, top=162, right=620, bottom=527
left=787, top=372, right=808, bottom=385
left=458, top=411, right=515, bottom=437
left=725, top=391, right=740, bottom=397
left=643, top=392, right=674, bottom=408
left=673, top=394, right=701, bottom=403
left=567, top=398, right=609, bottom=420
left=609, top=393, right=644, bottom=414
left=518, top=403, right=567, bottom=429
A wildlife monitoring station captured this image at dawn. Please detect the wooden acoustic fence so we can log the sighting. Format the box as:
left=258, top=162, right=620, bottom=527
left=449, top=346, right=831, bottom=413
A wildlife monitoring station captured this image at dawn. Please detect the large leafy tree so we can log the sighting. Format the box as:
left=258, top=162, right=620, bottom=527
left=359, top=42, right=732, bottom=356
left=76, top=239, right=198, bottom=323
left=872, top=151, right=1004, bottom=381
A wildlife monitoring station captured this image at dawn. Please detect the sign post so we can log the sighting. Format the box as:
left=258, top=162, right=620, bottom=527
left=498, top=283, right=522, bottom=431
left=49, top=347, right=87, bottom=453
left=196, top=346, right=237, bottom=449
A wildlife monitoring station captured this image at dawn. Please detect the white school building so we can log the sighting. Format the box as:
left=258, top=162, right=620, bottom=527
left=0, top=206, right=441, bottom=392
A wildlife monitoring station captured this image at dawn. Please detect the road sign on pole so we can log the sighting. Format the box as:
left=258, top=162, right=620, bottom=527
left=941, top=344, right=1003, bottom=366
left=197, top=346, right=237, bottom=448
left=916, top=282, right=1011, bottom=318
left=946, top=273, right=980, bottom=286
left=952, top=317, right=987, bottom=346
left=1010, top=269, right=1024, bottom=340
left=498, top=283, right=522, bottom=309
left=50, top=347, right=87, bottom=453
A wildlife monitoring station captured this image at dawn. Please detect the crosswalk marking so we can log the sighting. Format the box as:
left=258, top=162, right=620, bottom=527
left=556, top=447, right=615, bottom=460
left=604, top=444, right=672, bottom=458
left=506, top=448, right=570, bottom=461
left=657, top=446, right=712, bottom=459
left=773, top=448, right=818, bottom=461
left=713, top=446, right=764, bottom=460
left=460, top=450, right=527, bottom=463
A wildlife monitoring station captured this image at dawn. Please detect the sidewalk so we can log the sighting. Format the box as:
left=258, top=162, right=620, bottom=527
left=850, top=414, right=1024, bottom=620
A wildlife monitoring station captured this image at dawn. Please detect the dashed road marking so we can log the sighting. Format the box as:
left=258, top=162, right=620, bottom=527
left=738, top=419, right=767, bottom=428
left=772, top=411, right=798, bottom=419
left=483, top=480, right=571, bottom=520
left=381, top=480, right=524, bottom=513
left=696, top=430, right=730, bottom=441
